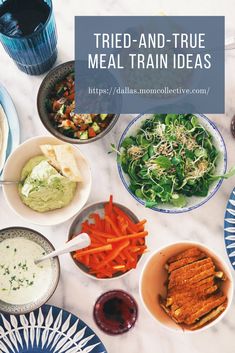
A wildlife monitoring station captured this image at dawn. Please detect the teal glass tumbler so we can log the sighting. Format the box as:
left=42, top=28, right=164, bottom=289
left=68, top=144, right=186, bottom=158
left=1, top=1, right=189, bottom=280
left=0, top=0, right=57, bottom=75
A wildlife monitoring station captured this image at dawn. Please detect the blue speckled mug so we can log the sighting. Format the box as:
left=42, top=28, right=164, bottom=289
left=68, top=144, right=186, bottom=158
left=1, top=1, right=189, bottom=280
left=0, top=0, right=57, bottom=75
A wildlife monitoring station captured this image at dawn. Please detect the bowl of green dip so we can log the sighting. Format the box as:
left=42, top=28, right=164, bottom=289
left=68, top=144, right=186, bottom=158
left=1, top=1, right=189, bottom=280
left=2, top=136, right=92, bottom=226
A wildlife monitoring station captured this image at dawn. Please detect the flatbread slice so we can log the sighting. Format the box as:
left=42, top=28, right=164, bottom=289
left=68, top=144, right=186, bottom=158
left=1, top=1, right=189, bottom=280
left=53, top=144, right=82, bottom=182
left=40, top=144, right=61, bottom=170
left=40, top=144, right=83, bottom=182
left=0, top=104, right=9, bottom=171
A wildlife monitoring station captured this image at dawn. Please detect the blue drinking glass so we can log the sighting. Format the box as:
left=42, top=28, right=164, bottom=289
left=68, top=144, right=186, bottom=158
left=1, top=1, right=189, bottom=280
left=0, top=0, right=57, bottom=75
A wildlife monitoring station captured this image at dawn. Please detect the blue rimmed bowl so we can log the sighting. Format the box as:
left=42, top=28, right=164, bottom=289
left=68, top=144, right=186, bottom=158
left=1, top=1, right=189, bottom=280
left=117, top=113, right=227, bottom=214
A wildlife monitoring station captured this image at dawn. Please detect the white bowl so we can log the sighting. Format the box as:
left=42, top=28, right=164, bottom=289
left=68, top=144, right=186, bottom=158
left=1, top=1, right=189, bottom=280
left=118, top=114, right=227, bottom=213
left=2, top=136, right=92, bottom=226
left=139, top=241, right=233, bottom=332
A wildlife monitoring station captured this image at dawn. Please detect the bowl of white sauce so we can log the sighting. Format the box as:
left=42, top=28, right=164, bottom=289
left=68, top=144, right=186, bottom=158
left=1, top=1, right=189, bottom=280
left=0, top=227, right=60, bottom=314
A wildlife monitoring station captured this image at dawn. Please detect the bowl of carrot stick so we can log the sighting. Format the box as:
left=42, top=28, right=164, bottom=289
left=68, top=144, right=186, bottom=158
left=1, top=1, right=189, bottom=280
left=68, top=195, right=148, bottom=279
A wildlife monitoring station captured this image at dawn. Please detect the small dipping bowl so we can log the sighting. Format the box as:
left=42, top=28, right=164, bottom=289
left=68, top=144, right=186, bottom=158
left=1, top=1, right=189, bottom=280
left=0, top=227, right=60, bottom=315
left=93, top=290, right=138, bottom=335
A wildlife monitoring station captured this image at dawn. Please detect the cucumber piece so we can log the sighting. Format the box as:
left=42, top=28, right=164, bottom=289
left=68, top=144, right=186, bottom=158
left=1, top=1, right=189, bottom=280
left=92, top=122, right=101, bottom=133
left=100, top=114, right=108, bottom=121
left=58, top=104, right=65, bottom=115
left=80, top=131, right=89, bottom=140
left=83, top=115, right=93, bottom=124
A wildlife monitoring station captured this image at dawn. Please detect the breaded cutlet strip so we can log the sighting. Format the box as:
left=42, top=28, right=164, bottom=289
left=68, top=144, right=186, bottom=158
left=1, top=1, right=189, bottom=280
left=184, top=295, right=227, bottom=325
left=168, top=258, right=215, bottom=288
left=166, top=284, right=218, bottom=307
left=168, top=275, right=215, bottom=296
left=172, top=294, right=226, bottom=324
left=169, top=268, right=216, bottom=293
left=167, top=254, right=207, bottom=273
left=167, top=247, right=207, bottom=264
left=168, top=285, right=219, bottom=315
left=189, top=302, right=227, bottom=330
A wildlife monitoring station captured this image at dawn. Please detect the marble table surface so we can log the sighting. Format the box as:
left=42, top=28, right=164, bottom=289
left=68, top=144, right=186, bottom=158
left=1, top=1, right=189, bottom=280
left=1, top=1, right=235, bottom=352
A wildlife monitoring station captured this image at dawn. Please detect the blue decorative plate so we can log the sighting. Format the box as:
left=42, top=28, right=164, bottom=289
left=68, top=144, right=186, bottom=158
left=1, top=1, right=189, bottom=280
left=0, top=83, right=20, bottom=174
left=224, top=187, right=235, bottom=270
left=0, top=304, right=107, bottom=353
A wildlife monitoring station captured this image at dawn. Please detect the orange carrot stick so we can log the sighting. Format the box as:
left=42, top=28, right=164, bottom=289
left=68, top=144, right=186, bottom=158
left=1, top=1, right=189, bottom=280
left=113, top=206, right=138, bottom=232
left=96, top=240, right=130, bottom=269
left=107, top=231, right=148, bottom=243
left=74, top=244, right=112, bottom=258
left=112, top=265, right=126, bottom=271
left=131, top=245, right=147, bottom=253
left=90, top=229, right=114, bottom=238
left=89, top=213, right=102, bottom=230
left=109, top=194, right=113, bottom=214
left=136, top=219, right=147, bottom=227
left=104, top=215, right=120, bottom=236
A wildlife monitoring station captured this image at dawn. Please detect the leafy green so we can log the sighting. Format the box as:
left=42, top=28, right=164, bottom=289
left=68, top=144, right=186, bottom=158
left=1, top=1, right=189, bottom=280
left=117, top=114, right=233, bottom=208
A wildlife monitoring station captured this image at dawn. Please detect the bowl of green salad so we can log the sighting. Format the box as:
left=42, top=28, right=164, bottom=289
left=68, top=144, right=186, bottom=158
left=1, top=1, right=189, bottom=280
left=117, top=114, right=231, bottom=213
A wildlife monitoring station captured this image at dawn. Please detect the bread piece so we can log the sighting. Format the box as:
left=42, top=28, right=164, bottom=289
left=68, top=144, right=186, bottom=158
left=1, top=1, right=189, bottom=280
left=40, top=144, right=61, bottom=170
left=0, top=104, right=9, bottom=171
left=40, top=144, right=83, bottom=182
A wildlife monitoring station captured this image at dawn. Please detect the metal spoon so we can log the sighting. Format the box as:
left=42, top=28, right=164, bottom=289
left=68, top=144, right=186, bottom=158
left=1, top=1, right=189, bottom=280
left=0, top=180, right=19, bottom=185
left=34, top=233, right=91, bottom=265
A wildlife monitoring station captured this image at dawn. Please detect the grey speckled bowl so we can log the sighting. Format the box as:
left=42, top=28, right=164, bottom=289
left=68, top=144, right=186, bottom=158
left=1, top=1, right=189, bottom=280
left=0, top=227, right=60, bottom=315
left=68, top=201, right=145, bottom=280
left=37, top=60, right=120, bottom=144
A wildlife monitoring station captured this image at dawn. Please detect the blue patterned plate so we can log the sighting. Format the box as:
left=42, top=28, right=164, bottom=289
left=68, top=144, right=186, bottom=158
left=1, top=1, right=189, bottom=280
left=0, top=304, right=107, bottom=353
left=0, top=83, right=20, bottom=174
left=224, top=187, right=235, bottom=270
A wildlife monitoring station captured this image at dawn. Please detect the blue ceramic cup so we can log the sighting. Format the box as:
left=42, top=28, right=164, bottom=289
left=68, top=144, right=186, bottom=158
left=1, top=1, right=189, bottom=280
left=0, top=0, right=57, bottom=75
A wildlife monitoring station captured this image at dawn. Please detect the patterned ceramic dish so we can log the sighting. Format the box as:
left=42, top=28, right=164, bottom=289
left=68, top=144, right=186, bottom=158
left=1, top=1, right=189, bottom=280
left=68, top=201, right=145, bottom=280
left=0, top=227, right=60, bottom=315
left=0, top=83, right=20, bottom=174
left=224, top=187, right=235, bottom=270
left=117, top=113, right=227, bottom=214
left=37, top=60, right=119, bottom=144
left=140, top=241, right=233, bottom=332
left=0, top=304, right=107, bottom=353
left=2, top=136, right=92, bottom=226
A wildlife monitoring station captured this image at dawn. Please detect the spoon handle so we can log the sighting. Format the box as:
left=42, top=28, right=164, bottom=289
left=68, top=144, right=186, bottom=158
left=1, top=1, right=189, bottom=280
left=35, top=233, right=90, bottom=264
left=0, top=180, right=19, bottom=185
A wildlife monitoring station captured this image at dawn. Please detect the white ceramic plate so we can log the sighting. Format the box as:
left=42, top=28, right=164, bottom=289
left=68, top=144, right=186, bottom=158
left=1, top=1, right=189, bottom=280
left=2, top=136, right=92, bottom=226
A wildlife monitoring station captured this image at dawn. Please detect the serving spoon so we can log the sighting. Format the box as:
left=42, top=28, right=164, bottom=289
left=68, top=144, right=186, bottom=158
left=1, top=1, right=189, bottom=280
left=34, top=233, right=91, bottom=265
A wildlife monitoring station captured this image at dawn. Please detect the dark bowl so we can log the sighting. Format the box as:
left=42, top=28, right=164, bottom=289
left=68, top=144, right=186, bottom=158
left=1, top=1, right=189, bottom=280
left=37, top=60, right=120, bottom=144
left=68, top=201, right=145, bottom=280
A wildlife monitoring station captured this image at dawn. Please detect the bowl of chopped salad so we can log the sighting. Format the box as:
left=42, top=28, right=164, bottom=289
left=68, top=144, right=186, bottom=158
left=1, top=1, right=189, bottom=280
left=37, top=61, right=119, bottom=143
left=117, top=114, right=233, bottom=213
